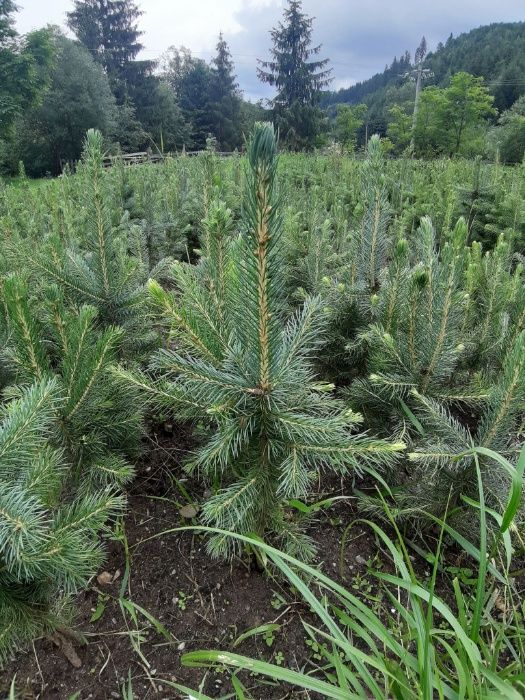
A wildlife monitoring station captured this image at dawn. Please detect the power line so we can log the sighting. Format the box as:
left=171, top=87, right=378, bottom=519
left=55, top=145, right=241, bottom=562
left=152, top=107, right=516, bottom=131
left=140, top=47, right=367, bottom=68
left=141, top=48, right=525, bottom=87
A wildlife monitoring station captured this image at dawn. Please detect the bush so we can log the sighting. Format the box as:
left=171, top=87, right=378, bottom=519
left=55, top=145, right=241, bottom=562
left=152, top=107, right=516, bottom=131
left=0, top=379, right=125, bottom=663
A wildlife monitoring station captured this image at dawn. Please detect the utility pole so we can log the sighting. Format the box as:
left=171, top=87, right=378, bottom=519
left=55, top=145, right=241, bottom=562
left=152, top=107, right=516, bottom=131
left=407, top=36, right=432, bottom=156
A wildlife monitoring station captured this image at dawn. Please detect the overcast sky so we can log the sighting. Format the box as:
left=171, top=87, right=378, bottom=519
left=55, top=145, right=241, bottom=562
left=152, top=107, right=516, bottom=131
left=15, top=0, right=525, bottom=101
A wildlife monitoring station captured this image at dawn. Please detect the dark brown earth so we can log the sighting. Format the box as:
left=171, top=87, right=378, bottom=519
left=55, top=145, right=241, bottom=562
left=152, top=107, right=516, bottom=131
left=0, top=427, right=381, bottom=700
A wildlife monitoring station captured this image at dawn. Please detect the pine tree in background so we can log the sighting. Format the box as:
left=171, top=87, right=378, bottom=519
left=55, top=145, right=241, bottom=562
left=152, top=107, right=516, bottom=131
left=66, top=0, right=165, bottom=138
left=210, top=33, right=242, bottom=151
left=67, top=0, right=191, bottom=153
left=257, top=0, right=332, bottom=149
left=67, top=0, right=145, bottom=100
left=117, top=123, right=404, bottom=559
left=0, top=378, right=126, bottom=664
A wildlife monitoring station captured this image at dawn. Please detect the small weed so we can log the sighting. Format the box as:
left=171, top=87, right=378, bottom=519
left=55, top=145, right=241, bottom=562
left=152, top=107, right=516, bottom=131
left=273, top=650, right=284, bottom=666
left=90, top=593, right=109, bottom=623
left=263, top=628, right=276, bottom=647
left=175, top=591, right=192, bottom=611
left=270, top=592, right=286, bottom=610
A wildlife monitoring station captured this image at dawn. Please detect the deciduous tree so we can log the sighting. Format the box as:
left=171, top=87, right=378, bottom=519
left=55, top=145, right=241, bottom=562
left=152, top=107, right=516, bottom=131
left=11, top=33, right=116, bottom=175
left=414, top=72, right=495, bottom=157
left=387, top=104, right=413, bottom=154
left=334, top=103, right=367, bottom=152
left=0, top=2, right=54, bottom=138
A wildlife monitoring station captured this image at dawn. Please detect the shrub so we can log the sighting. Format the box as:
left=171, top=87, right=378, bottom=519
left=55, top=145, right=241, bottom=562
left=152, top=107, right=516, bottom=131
left=118, top=123, right=404, bottom=558
left=0, top=379, right=124, bottom=663
left=0, top=276, right=142, bottom=491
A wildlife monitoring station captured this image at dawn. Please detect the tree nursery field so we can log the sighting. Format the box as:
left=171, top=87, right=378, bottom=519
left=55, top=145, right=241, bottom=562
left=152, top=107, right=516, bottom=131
left=1, top=125, right=525, bottom=698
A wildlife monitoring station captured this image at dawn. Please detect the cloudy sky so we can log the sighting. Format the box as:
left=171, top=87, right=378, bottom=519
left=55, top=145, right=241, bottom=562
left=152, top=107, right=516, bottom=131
left=15, top=0, right=525, bottom=101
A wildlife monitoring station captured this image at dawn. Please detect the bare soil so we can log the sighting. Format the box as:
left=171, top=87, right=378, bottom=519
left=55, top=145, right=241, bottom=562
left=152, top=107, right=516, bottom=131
left=0, top=427, right=379, bottom=700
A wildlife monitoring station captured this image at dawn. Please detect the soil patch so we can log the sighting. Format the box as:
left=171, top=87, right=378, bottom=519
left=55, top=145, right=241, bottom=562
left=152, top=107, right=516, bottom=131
left=1, top=430, right=378, bottom=700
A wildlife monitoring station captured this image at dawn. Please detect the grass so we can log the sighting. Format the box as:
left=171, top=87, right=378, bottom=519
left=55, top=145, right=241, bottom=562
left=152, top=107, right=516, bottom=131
left=154, top=444, right=525, bottom=699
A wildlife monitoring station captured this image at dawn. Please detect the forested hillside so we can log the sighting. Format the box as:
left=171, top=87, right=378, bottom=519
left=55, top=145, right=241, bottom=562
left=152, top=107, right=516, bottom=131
left=324, top=22, right=525, bottom=127
left=426, top=23, right=525, bottom=110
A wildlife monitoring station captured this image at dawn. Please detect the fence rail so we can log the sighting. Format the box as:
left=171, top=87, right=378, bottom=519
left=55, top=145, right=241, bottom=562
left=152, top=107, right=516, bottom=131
left=101, top=150, right=238, bottom=168
left=102, top=151, right=165, bottom=167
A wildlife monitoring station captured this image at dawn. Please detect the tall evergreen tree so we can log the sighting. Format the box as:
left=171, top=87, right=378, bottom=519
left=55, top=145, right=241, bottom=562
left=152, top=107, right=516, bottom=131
left=67, top=0, right=143, bottom=73
left=257, top=0, right=332, bottom=149
left=66, top=0, right=147, bottom=101
left=210, top=33, right=242, bottom=151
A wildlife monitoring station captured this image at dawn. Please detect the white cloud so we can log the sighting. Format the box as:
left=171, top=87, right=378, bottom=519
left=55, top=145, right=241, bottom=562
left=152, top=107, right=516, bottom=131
left=15, top=0, right=281, bottom=56
left=139, top=0, right=245, bottom=55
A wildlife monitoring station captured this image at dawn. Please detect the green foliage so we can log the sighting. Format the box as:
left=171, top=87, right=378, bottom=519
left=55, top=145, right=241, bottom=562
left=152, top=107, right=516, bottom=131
left=140, top=80, right=189, bottom=153
left=334, top=104, right=367, bottom=152
left=0, top=131, right=150, bottom=664
left=0, top=4, right=54, bottom=140
left=179, top=449, right=525, bottom=698
left=0, top=0, right=17, bottom=43
left=7, top=33, right=116, bottom=177
left=162, top=47, right=216, bottom=150
left=489, top=95, right=525, bottom=164
left=0, top=276, right=142, bottom=491
left=0, top=378, right=126, bottom=664
left=424, top=23, right=525, bottom=111
left=209, top=34, right=242, bottom=151
left=110, top=95, right=148, bottom=153
left=350, top=217, right=471, bottom=429
left=117, top=124, right=403, bottom=558
left=161, top=35, right=244, bottom=152
left=345, top=211, right=525, bottom=519
left=1, top=123, right=525, bottom=684
left=251, top=138, right=525, bottom=525
left=29, top=129, right=159, bottom=356
left=67, top=0, right=145, bottom=101
left=325, top=22, right=525, bottom=130
left=258, top=0, right=332, bottom=149
left=414, top=73, right=495, bottom=157
left=353, top=135, right=392, bottom=292
left=386, top=104, right=412, bottom=154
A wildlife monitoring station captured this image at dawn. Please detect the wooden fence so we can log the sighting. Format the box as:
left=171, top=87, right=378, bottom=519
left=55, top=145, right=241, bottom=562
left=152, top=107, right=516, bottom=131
left=58, top=150, right=240, bottom=172
left=102, top=151, right=166, bottom=167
